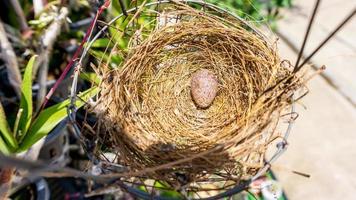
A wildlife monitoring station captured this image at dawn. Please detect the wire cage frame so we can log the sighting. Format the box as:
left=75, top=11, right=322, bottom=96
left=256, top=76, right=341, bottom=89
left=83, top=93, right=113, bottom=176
left=67, top=0, right=298, bottom=199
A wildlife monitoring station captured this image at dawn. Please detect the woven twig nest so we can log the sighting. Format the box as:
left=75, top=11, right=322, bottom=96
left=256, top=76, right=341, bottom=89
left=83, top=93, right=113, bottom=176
left=90, top=1, right=302, bottom=191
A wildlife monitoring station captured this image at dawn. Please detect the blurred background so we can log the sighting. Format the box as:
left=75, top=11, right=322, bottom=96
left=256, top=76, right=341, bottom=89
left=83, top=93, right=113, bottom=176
left=273, top=0, right=356, bottom=199
left=0, top=0, right=355, bottom=199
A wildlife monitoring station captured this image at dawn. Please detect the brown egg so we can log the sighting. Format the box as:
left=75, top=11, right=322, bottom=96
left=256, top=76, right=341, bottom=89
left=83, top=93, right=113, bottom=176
left=190, top=69, right=218, bottom=109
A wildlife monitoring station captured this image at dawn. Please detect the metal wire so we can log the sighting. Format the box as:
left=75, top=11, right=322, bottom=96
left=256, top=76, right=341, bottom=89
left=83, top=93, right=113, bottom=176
left=294, top=0, right=321, bottom=71
left=297, top=7, right=356, bottom=69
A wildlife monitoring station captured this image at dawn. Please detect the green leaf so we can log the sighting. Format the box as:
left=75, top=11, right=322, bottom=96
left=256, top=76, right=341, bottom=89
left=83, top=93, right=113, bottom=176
left=0, top=135, right=11, bottom=155
left=138, top=185, right=148, bottom=192
left=111, top=54, right=124, bottom=66
left=89, top=49, right=110, bottom=63
left=79, top=72, right=101, bottom=85
left=154, top=181, right=182, bottom=198
left=88, top=49, right=124, bottom=68
left=90, top=38, right=111, bottom=48
left=18, top=55, right=37, bottom=137
left=0, top=102, right=17, bottom=151
left=18, top=87, right=99, bottom=152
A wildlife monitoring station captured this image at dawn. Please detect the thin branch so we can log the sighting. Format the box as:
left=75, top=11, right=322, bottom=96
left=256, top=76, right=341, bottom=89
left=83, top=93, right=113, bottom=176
left=0, top=153, right=111, bottom=183
left=33, top=0, right=44, bottom=16
left=0, top=21, right=21, bottom=97
left=9, top=0, right=29, bottom=33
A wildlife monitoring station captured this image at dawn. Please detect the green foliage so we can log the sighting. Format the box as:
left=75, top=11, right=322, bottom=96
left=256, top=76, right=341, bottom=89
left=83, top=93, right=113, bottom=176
left=0, top=103, right=18, bottom=152
left=273, top=0, right=292, bottom=7
left=89, top=43, right=124, bottom=68
left=90, top=38, right=112, bottom=48
left=206, top=0, right=292, bottom=23
left=89, top=49, right=110, bottom=63
left=18, top=56, right=36, bottom=139
left=0, top=136, right=11, bottom=155
left=114, top=0, right=292, bottom=28
left=0, top=56, right=98, bottom=154
left=79, top=72, right=101, bottom=85
left=137, top=181, right=183, bottom=199
left=19, top=86, right=99, bottom=151
left=154, top=181, right=183, bottom=198
left=115, top=0, right=292, bottom=20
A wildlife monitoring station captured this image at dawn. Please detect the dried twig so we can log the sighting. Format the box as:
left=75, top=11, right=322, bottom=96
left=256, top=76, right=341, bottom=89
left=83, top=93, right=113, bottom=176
left=0, top=153, right=111, bottom=182
left=9, top=0, right=29, bottom=33
left=33, top=0, right=44, bottom=16
left=0, top=21, right=21, bottom=97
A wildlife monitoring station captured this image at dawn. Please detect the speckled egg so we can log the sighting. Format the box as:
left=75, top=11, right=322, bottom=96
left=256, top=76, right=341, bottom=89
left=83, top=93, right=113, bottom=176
left=190, top=69, right=218, bottom=109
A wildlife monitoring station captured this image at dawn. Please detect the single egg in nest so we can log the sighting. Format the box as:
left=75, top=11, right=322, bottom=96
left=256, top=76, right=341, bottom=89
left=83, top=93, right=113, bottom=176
left=93, top=3, right=301, bottom=186
left=191, top=69, right=219, bottom=109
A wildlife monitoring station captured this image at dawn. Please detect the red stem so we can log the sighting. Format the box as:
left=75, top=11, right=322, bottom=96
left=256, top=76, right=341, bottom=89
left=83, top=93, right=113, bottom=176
left=40, top=0, right=111, bottom=111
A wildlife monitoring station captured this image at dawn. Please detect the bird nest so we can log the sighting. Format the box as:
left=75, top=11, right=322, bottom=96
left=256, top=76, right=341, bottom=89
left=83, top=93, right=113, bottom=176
left=87, top=1, right=302, bottom=192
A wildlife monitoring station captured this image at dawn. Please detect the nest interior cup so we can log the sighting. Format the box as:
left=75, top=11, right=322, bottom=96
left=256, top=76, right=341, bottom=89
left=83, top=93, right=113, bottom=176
left=92, top=1, right=301, bottom=189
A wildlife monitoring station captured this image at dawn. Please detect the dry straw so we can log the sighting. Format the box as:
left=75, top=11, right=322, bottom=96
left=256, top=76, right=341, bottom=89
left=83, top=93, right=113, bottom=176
left=89, top=1, right=303, bottom=190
